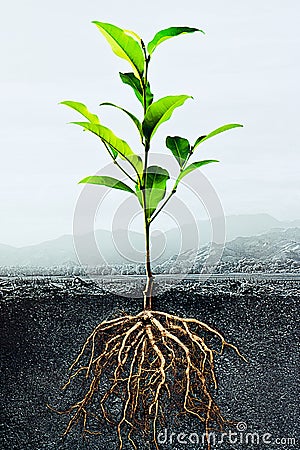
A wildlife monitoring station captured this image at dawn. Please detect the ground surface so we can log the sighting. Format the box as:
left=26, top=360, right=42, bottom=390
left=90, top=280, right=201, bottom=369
left=0, top=276, right=299, bottom=449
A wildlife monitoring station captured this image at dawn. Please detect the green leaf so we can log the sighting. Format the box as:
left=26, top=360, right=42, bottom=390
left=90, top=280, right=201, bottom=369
left=72, top=122, right=143, bottom=178
left=126, top=155, right=144, bottom=179
left=60, top=101, right=100, bottom=123
left=136, top=165, right=170, bottom=218
left=145, top=82, right=154, bottom=109
left=147, top=26, right=205, bottom=54
left=120, top=72, right=143, bottom=104
left=103, top=142, right=118, bottom=160
left=61, top=101, right=119, bottom=159
left=92, top=22, right=145, bottom=77
left=175, top=160, right=219, bottom=187
left=193, top=135, right=206, bottom=148
left=143, top=95, right=191, bottom=141
left=123, top=29, right=142, bottom=43
left=119, top=72, right=153, bottom=108
left=79, top=175, right=135, bottom=193
left=193, top=124, right=243, bottom=151
left=166, top=136, right=190, bottom=167
left=100, top=102, right=143, bottom=141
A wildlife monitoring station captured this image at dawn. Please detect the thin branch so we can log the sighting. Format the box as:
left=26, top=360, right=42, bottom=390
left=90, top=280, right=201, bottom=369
left=150, top=188, right=177, bottom=223
left=102, top=140, right=141, bottom=185
left=102, top=141, right=137, bottom=184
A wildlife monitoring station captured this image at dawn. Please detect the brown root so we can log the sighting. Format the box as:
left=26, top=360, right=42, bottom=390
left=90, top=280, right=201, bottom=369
left=56, top=310, right=246, bottom=449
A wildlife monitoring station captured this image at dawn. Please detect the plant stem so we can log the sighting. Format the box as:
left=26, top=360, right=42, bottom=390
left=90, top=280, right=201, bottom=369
left=141, top=40, right=149, bottom=116
left=142, top=139, right=153, bottom=310
left=143, top=220, right=154, bottom=310
left=140, top=41, right=153, bottom=311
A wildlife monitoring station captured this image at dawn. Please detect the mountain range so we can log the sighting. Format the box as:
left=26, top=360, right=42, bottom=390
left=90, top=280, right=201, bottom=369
left=0, top=214, right=299, bottom=268
left=156, top=227, right=300, bottom=274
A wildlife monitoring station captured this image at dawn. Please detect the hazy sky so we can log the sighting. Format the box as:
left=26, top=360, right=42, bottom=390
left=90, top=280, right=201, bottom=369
left=0, top=0, right=299, bottom=246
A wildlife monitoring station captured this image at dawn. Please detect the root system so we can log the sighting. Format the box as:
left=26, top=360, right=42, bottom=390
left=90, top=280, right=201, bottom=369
left=54, top=310, right=246, bottom=449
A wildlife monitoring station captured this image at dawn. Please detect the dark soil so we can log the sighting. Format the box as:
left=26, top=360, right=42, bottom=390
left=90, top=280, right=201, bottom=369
left=0, top=276, right=299, bottom=449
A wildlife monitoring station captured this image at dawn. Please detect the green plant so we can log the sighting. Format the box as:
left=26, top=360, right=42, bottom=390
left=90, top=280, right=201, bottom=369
left=58, top=22, right=245, bottom=449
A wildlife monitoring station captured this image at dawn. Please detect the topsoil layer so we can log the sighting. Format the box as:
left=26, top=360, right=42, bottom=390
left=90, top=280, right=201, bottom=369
left=0, top=276, right=299, bottom=450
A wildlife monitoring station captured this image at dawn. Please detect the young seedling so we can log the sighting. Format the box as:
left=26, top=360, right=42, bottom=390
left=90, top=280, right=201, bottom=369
left=59, top=22, right=245, bottom=449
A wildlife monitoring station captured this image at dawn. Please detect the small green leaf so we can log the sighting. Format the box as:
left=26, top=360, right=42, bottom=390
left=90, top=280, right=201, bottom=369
left=93, top=22, right=145, bottom=77
left=143, top=95, right=191, bottom=141
left=136, top=166, right=170, bottom=218
left=193, top=135, right=206, bottom=148
left=147, top=26, right=205, bottom=54
left=166, top=136, right=190, bottom=167
left=120, top=72, right=143, bottom=104
left=123, top=29, right=142, bottom=43
left=145, top=82, right=154, bottom=109
left=193, top=124, right=243, bottom=151
left=175, top=160, right=219, bottom=187
left=79, top=175, right=135, bottom=193
left=103, top=142, right=118, bottom=160
left=100, top=102, right=143, bottom=141
left=119, top=72, right=153, bottom=108
left=60, top=101, right=100, bottom=123
left=72, top=122, right=143, bottom=178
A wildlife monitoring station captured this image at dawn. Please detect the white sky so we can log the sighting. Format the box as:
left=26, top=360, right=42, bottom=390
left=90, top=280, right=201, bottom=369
left=0, top=0, right=299, bottom=246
